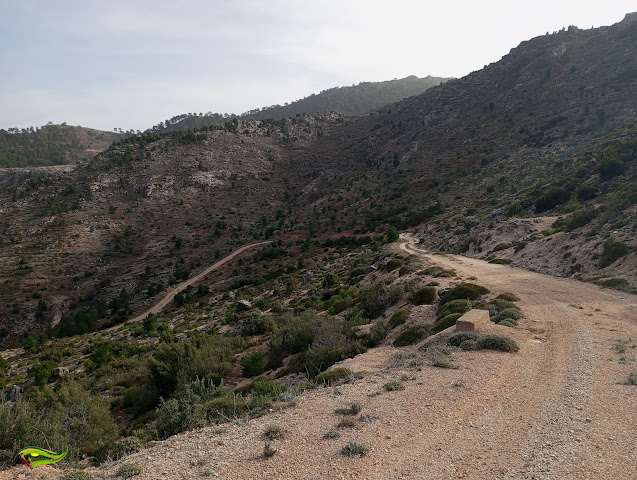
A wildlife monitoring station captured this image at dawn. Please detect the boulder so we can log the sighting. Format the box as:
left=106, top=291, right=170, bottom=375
left=235, top=300, right=252, bottom=313
left=50, top=367, right=70, bottom=380
left=455, top=309, right=490, bottom=332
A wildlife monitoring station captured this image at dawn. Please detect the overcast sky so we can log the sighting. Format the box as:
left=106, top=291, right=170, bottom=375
left=1, top=1, right=634, bottom=132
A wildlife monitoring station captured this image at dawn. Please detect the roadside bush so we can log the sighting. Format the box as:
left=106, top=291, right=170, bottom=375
left=498, top=319, right=518, bottom=327
left=388, top=308, right=410, bottom=328
left=382, top=258, right=404, bottom=272
left=393, top=324, right=430, bottom=347
left=111, top=436, right=143, bottom=460
left=494, top=308, right=523, bottom=322
left=599, top=238, right=629, bottom=268
left=460, top=339, right=477, bottom=350
left=447, top=332, right=479, bottom=347
left=514, top=242, right=528, bottom=253
left=359, top=282, right=403, bottom=318
left=476, top=335, right=519, bottom=352
left=495, top=292, right=519, bottom=302
left=313, top=368, right=354, bottom=386
left=444, top=283, right=489, bottom=302
left=436, top=299, right=471, bottom=321
left=411, top=286, right=436, bottom=305
left=431, top=313, right=463, bottom=334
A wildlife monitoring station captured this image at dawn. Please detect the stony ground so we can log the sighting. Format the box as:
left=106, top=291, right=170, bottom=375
left=3, top=234, right=636, bottom=480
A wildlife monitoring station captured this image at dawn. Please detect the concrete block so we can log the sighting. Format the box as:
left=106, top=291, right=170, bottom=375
left=455, top=309, right=490, bottom=332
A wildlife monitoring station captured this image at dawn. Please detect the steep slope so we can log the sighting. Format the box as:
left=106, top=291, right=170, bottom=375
left=294, top=14, right=637, bottom=288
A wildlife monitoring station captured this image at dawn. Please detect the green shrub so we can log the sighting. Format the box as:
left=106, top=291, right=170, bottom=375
left=597, top=146, right=627, bottom=180
left=431, top=313, right=463, bottom=334
left=476, top=335, right=519, bottom=352
left=383, top=258, right=404, bottom=272
left=625, top=373, right=637, bottom=385
left=241, top=352, right=264, bottom=378
left=337, top=415, right=358, bottom=428
left=432, top=357, right=458, bottom=369
left=598, top=278, right=630, bottom=291
left=565, top=208, right=597, bottom=232
left=494, top=308, right=523, bottom=321
left=360, top=282, right=403, bottom=318
left=492, top=243, right=512, bottom=252
left=313, top=368, right=354, bottom=386
left=399, top=265, right=415, bottom=276
left=367, top=320, right=390, bottom=347
left=489, top=258, right=512, bottom=265
left=111, top=436, right=143, bottom=460
left=123, top=384, right=159, bottom=415
left=116, top=463, right=143, bottom=479
left=263, top=442, right=277, bottom=457
left=240, top=313, right=276, bottom=336
left=495, top=292, right=519, bottom=302
left=459, top=340, right=477, bottom=350
left=447, top=332, right=479, bottom=346
left=599, top=238, right=629, bottom=268
left=534, top=187, right=570, bottom=213
left=341, top=442, right=368, bottom=457
left=436, top=299, right=471, bottom=320
left=335, top=402, right=362, bottom=415
left=149, top=335, right=241, bottom=396
left=61, top=472, right=94, bottom=480
left=262, top=424, right=286, bottom=440
left=198, top=395, right=248, bottom=422
left=497, top=319, right=518, bottom=327
left=576, top=185, right=597, bottom=201
left=393, top=324, right=430, bottom=347
left=445, top=283, right=489, bottom=302
left=251, top=378, right=286, bottom=398
left=505, top=203, right=524, bottom=217
left=388, top=308, right=410, bottom=328
left=28, top=360, right=57, bottom=387
left=411, top=286, right=436, bottom=305
left=384, top=381, right=405, bottom=391
left=514, top=242, right=528, bottom=253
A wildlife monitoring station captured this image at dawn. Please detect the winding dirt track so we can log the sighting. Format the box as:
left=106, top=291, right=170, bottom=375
left=5, top=235, right=636, bottom=480
left=398, top=233, right=637, bottom=479
left=128, top=241, right=270, bottom=324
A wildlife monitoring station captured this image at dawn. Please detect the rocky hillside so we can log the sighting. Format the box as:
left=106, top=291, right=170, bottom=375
left=1, top=15, right=636, bottom=348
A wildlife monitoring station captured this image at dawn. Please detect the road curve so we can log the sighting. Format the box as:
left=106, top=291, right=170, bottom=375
left=129, top=241, right=270, bottom=323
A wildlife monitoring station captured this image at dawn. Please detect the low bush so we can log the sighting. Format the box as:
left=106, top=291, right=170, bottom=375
left=411, top=286, right=437, bottom=305
left=599, top=238, right=629, bottom=268
left=61, top=473, right=93, bottom=480
left=116, top=463, right=143, bottom=479
left=447, top=332, right=479, bottom=347
left=444, top=283, right=489, bottom=302
left=534, top=187, right=570, bottom=212
left=341, top=442, right=368, bottom=457
left=240, top=314, right=276, bottom=336
left=388, top=308, right=410, bottom=328
left=313, top=368, right=354, bottom=386
left=489, top=258, right=512, bottom=265
left=436, top=299, right=471, bottom=321
left=111, top=436, right=143, bottom=460
left=382, top=258, right=404, bottom=272
left=492, top=243, right=512, bottom=252
left=335, top=402, right=362, bottom=416
left=384, top=380, right=405, bottom=391
left=263, top=442, right=277, bottom=457
left=495, top=292, right=519, bottom=302
left=366, top=320, right=390, bottom=347
left=494, top=308, right=523, bottom=322
left=497, top=319, right=518, bottom=327
left=392, top=324, right=430, bottom=347
left=359, top=282, right=403, bottom=318
left=241, top=352, right=264, bottom=378
left=459, top=339, right=477, bottom=350
left=431, top=313, right=463, bottom=334
left=262, top=424, right=286, bottom=440
left=564, top=208, right=597, bottom=232
left=476, top=335, right=519, bottom=352
left=337, top=415, right=358, bottom=428
left=514, top=242, right=528, bottom=253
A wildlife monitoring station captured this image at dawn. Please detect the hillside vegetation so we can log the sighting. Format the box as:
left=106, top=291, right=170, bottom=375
left=146, top=76, right=449, bottom=133
left=0, top=124, right=123, bottom=168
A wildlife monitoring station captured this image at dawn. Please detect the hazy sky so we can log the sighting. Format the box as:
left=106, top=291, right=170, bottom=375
left=1, top=1, right=634, bottom=131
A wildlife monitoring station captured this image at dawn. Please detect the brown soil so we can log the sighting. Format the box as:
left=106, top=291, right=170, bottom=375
left=4, top=234, right=636, bottom=480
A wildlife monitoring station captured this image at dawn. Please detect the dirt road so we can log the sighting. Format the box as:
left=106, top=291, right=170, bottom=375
left=10, top=235, right=635, bottom=480
left=129, top=241, right=269, bottom=323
